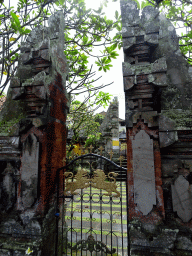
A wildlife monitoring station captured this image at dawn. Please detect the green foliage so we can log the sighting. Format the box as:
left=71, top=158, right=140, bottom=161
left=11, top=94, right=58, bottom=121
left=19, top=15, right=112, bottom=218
left=94, top=113, right=104, bottom=125
left=67, top=98, right=111, bottom=151
left=132, top=0, right=154, bottom=9
left=163, top=109, right=192, bottom=128
left=0, top=92, right=6, bottom=98
left=62, top=0, right=122, bottom=81
left=95, top=92, right=111, bottom=108
left=0, top=116, right=23, bottom=135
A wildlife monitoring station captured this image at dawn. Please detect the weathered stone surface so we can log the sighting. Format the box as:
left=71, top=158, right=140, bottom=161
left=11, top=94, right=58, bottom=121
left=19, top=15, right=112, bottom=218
left=1, top=163, right=16, bottom=211
left=21, top=133, right=39, bottom=208
left=122, top=37, right=136, bottom=50
left=99, top=98, right=119, bottom=154
left=122, top=62, right=134, bottom=76
left=130, top=226, right=150, bottom=247
left=148, top=73, right=167, bottom=86
left=159, top=131, right=178, bottom=148
left=20, top=209, right=36, bottom=225
left=176, top=236, right=192, bottom=250
left=145, top=33, right=159, bottom=44
left=161, top=160, right=192, bottom=178
left=132, top=130, right=156, bottom=215
left=123, top=76, right=135, bottom=91
left=159, top=13, right=179, bottom=50
left=11, top=87, right=25, bottom=100
left=26, top=26, right=49, bottom=48
left=132, top=111, right=158, bottom=128
left=122, top=26, right=135, bottom=38
left=0, top=10, right=68, bottom=256
left=159, top=114, right=177, bottom=131
left=10, top=77, right=20, bottom=88
left=121, top=0, right=192, bottom=254
left=0, top=250, right=11, bottom=255
left=130, top=224, right=178, bottom=255
left=151, top=57, right=167, bottom=73
left=159, top=113, right=178, bottom=148
left=120, top=0, right=140, bottom=27
left=48, top=11, right=65, bottom=40
left=171, top=175, right=192, bottom=222
left=151, top=229, right=178, bottom=249
left=141, top=6, right=159, bottom=25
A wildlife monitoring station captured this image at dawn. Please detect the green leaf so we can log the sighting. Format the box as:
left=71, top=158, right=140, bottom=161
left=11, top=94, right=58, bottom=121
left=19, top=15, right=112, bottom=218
left=23, top=28, right=31, bottom=34
left=105, top=59, right=111, bottom=64
left=110, top=51, right=119, bottom=59
left=115, top=10, right=118, bottom=19
left=10, top=12, right=21, bottom=28
left=83, top=36, right=88, bottom=44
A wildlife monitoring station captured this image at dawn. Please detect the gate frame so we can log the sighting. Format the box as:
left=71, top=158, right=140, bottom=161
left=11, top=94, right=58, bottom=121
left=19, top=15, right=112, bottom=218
left=54, top=153, right=130, bottom=256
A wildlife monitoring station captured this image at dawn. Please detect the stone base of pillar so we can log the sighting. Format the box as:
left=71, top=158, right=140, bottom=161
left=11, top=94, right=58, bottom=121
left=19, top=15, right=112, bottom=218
left=0, top=206, right=60, bottom=256
left=129, top=220, right=192, bottom=256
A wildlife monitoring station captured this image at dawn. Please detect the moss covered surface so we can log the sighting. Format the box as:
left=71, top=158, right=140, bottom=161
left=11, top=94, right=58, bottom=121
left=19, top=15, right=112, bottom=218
left=161, top=84, right=182, bottom=110
left=0, top=89, right=27, bottom=136
left=161, top=109, right=192, bottom=128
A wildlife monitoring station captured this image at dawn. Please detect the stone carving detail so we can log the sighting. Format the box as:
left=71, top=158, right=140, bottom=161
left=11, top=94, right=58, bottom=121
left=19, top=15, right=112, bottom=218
left=132, top=130, right=156, bottom=215
left=21, top=134, right=39, bottom=208
left=171, top=175, right=192, bottom=222
left=1, top=163, right=16, bottom=210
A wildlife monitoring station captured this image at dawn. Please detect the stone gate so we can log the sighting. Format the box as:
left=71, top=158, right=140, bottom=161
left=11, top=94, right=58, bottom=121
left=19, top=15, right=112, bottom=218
left=0, top=11, right=69, bottom=256
left=120, top=0, right=192, bottom=255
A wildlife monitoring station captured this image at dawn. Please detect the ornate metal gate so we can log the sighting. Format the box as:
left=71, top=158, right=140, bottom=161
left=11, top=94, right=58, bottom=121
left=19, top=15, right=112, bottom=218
left=55, top=153, right=129, bottom=256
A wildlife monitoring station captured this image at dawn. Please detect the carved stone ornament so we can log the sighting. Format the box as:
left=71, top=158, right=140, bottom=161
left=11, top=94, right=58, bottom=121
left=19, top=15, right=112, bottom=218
left=132, top=130, right=156, bottom=215
left=171, top=175, right=192, bottom=222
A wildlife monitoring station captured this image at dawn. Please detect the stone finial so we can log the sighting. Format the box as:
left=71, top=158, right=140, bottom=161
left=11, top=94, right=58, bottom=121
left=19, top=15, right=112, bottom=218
left=141, top=6, right=159, bottom=24
left=120, top=0, right=140, bottom=28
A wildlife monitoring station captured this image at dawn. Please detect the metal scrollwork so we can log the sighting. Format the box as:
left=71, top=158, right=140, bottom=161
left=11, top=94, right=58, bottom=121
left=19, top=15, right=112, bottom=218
left=91, top=169, right=120, bottom=197
left=64, top=167, right=120, bottom=197
left=68, top=234, right=116, bottom=254
left=63, top=168, right=90, bottom=195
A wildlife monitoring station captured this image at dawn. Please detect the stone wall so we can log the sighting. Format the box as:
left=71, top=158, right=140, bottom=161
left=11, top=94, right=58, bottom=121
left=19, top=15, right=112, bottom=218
left=0, top=11, right=69, bottom=256
left=121, top=0, right=192, bottom=255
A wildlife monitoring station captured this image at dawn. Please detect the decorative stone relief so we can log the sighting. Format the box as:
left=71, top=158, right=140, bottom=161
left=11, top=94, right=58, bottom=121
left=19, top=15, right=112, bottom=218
left=132, top=130, right=156, bottom=215
left=1, top=163, right=16, bottom=211
left=171, top=175, right=192, bottom=222
left=21, top=134, right=39, bottom=208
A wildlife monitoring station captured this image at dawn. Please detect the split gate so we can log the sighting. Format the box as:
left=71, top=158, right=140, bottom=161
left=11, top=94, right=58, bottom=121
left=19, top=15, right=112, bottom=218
left=55, top=153, right=129, bottom=256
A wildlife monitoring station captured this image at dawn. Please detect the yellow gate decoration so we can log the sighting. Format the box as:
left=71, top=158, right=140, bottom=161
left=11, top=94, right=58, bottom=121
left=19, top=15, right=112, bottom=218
left=64, top=167, right=120, bottom=197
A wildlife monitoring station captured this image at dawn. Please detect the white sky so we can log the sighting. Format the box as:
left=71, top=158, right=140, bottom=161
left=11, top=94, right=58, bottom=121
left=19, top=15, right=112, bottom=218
left=80, top=0, right=125, bottom=118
